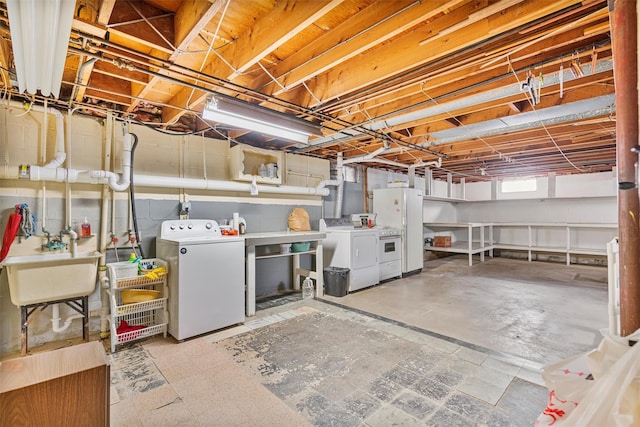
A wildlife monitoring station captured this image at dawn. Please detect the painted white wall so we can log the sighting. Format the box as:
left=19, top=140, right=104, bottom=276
left=456, top=197, right=617, bottom=223
left=424, top=201, right=458, bottom=223
left=463, top=171, right=617, bottom=201
left=455, top=197, right=617, bottom=248
left=368, top=167, right=617, bottom=251
left=556, top=170, right=617, bottom=198
left=465, top=180, right=492, bottom=201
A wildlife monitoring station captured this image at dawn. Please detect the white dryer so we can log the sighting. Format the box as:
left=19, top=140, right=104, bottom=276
left=156, top=219, right=245, bottom=341
left=320, top=218, right=379, bottom=292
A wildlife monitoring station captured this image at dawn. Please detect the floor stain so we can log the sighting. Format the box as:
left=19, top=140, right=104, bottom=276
left=217, top=309, right=548, bottom=426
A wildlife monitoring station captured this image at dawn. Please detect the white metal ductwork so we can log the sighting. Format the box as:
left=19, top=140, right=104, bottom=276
left=342, top=147, right=387, bottom=165
left=303, top=59, right=615, bottom=151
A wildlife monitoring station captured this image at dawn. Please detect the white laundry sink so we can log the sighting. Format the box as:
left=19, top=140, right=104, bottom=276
left=2, top=251, right=102, bottom=306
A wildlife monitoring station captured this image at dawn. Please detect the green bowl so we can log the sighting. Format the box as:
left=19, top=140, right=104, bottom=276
left=291, top=242, right=311, bottom=252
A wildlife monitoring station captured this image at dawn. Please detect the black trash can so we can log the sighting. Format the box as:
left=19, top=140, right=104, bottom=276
left=323, top=266, right=350, bottom=297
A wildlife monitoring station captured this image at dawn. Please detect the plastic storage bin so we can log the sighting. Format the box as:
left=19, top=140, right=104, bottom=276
left=323, top=266, right=350, bottom=297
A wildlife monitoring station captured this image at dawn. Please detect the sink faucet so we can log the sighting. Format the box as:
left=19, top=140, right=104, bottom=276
left=41, top=230, right=67, bottom=252
left=61, top=227, right=78, bottom=257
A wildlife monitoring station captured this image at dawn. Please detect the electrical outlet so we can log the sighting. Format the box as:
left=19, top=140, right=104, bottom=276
left=180, top=201, right=191, bottom=213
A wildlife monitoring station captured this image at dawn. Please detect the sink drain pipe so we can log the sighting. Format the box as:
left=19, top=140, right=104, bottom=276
left=51, top=302, right=83, bottom=333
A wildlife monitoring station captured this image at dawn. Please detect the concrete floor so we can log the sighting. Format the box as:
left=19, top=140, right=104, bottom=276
left=106, top=255, right=610, bottom=426
left=324, top=255, right=609, bottom=364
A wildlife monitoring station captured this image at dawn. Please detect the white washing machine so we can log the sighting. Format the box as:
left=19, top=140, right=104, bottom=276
left=320, top=218, right=379, bottom=292
left=156, top=219, right=245, bottom=341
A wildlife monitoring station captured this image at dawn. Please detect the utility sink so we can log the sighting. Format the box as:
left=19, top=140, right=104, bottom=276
left=1, top=251, right=102, bottom=306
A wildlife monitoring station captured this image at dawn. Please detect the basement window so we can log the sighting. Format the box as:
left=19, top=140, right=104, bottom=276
left=501, top=177, right=537, bottom=193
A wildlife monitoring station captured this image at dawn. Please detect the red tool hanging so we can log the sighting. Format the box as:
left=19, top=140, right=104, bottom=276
left=0, top=205, right=24, bottom=263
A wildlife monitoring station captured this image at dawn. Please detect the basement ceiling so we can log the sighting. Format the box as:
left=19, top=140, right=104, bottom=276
left=0, top=0, right=617, bottom=182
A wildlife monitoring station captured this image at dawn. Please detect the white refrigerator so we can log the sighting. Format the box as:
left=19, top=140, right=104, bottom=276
left=373, top=187, right=424, bottom=274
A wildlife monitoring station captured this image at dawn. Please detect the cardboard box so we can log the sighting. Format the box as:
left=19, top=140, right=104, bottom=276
left=434, top=236, right=451, bottom=247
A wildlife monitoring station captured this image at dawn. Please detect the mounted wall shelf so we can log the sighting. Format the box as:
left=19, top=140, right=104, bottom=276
left=230, top=144, right=283, bottom=185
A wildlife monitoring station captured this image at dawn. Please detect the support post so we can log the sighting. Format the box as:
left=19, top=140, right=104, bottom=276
left=611, top=0, right=640, bottom=336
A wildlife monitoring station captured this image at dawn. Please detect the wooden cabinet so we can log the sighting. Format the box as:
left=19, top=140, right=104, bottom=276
left=0, top=341, right=110, bottom=427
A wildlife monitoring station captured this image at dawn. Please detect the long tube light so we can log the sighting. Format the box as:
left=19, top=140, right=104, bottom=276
left=6, top=0, right=75, bottom=97
left=203, top=96, right=322, bottom=144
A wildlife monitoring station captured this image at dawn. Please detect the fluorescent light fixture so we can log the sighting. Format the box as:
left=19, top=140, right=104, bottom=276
left=203, top=96, right=322, bottom=144
left=7, top=0, right=75, bottom=98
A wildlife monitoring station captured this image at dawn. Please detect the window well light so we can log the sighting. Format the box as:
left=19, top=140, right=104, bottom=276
left=7, top=0, right=76, bottom=98
left=202, top=96, right=322, bottom=144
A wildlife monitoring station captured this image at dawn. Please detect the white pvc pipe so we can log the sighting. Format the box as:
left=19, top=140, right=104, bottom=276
left=65, top=108, right=73, bottom=228
left=0, top=100, right=339, bottom=197
left=334, top=153, right=345, bottom=218
left=67, top=227, right=78, bottom=257
left=28, top=165, right=81, bottom=182
left=29, top=104, right=66, bottom=168
left=41, top=183, right=46, bottom=231
left=51, top=303, right=83, bottom=333
left=133, top=174, right=331, bottom=196
left=607, top=238, right=620, bottom=336
left=1, top=165, right=337, bottom=196
left=89, top=132, right=132, bottom=191
left=99, top=114, right=113, bottom=337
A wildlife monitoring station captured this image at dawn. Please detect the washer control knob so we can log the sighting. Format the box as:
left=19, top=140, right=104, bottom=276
left=187, top=224, right=193, bottom=229
left=179, top=224, right=185, bottom=230
left=170, top=224, right=176, bottom=230
left=205, top=222, right=212, bottom=229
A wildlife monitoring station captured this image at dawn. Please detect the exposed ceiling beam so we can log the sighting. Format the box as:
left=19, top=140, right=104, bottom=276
left=127, top=0, right=225, bottom=112
left=278, top=0, right=582, bottom=108
left=250, top=0, right=466, bottom=96
left=161, top=0, right=345, bottom=124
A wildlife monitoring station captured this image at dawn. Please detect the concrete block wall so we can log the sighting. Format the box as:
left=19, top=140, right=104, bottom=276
left=0, top=107, right=332, bottom=355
